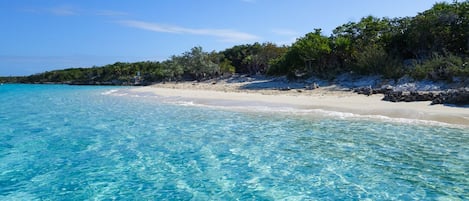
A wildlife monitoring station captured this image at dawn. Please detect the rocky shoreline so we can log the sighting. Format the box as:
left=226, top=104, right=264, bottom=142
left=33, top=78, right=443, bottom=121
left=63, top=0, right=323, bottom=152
left=354, top=87, right=469, bottom=105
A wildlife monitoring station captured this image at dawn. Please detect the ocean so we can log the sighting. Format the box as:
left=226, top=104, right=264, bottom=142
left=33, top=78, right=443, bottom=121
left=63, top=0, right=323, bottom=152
left=0, top=84, right=467, bottom=200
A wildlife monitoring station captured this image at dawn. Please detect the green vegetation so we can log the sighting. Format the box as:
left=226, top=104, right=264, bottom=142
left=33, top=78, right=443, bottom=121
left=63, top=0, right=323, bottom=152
left=7, top=62, right=165, bottom=85
left=412, top=54, right=469, bottom=80
left=269, top=1, right=469, bottom=81
left=1, top=1, right=468, bottom=85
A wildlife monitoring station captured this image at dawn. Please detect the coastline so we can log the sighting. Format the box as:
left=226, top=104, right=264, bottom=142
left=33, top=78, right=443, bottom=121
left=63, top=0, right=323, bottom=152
left=129, top=78, right=469, bottom=126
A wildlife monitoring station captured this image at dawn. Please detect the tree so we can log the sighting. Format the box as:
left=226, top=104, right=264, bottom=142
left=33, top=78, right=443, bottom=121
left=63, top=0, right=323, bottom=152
left=178, top=46, right=219, bottom=80
left=405, top=1, right=469, bottom=59
left=221, top=43, right=259, bottom=74
left=270, top=29, right=331, bottom=78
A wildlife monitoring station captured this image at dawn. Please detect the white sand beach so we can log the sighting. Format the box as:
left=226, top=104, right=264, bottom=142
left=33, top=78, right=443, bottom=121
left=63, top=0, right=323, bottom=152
left=131, top=77, right=469, bottom=126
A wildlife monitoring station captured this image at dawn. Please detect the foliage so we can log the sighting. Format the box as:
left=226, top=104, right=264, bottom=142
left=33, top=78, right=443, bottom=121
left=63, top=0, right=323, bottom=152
left=268, top=30, right=332, bottom=78
left=172, top=46, right=220, bottom=81
left=405, top=1, right=469, bottom=58
left=412, top=54, right=468, bottom=80
left=353, top=44, right=404, bottom=78
left=267, top=1, right=469, bottom=81
left=2, top=1, right=468, bottom=84
left=219, top=58, right=236, bottom=74
left=221, top=42, right=287, bottom=74
left=15, top=61, right=167, bottom=85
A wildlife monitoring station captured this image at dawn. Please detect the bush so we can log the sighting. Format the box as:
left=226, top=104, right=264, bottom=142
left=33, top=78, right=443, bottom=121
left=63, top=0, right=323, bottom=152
left=353, top=45, right=404, bottom=78
left=266, top=57, right=289, bottom=76
left=411, top=54, right=468, bottom=81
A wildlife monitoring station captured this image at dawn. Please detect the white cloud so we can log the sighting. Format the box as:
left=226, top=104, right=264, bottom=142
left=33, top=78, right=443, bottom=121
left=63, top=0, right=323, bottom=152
left=21, top=5, right=79, bottom=16
left=96, top=10, right=128, bottom=16
left=48, top=6, right=78, bottom=16
left=22, top=6, right=128, bottom=17
left=119, top=20, right=260, bottom=43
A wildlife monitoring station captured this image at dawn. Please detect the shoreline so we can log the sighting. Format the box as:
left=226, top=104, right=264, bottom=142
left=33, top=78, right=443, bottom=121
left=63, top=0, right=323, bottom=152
left=129, top=78, right=469, bottom=127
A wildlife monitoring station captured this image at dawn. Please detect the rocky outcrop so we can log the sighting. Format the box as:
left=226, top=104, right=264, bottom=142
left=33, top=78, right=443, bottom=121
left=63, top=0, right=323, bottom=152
left=353, top=85, right=393, bottom=96
left=380, top=88, right=469, bottom=105
left=382, top=91, right=439, bottom=102
left=431, top=88, right=469, bottom=105
left=353, top=84, right=468, bottom=105
left=353, top=86, right=374, bottom=96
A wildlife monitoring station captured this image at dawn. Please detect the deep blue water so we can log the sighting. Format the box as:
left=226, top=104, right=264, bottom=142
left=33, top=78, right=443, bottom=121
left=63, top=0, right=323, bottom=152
left=0, top=84, right=468, bottom=200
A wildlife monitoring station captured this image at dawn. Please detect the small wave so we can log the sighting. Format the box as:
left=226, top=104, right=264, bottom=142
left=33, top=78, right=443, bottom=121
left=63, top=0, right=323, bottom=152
left=101, top=89, right=135, bottom=97
left=311, top=109, right=458, bottom=127
left=106, top=89, right=467, bottom=128
left=173, top=101, right=197, bottom=106
left=168, top=102, right=463, bottom=128
left=268, top=108, right=461, bottom=128
left=101, top=89, right=119, bottom=95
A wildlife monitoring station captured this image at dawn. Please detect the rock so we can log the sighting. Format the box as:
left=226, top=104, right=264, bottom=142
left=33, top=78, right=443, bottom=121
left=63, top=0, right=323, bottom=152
left=313, top=82, right=319, bottom=89
left=382, top=91, right=402, bottom=102
left=382, top=85, right=394, bottom=92
left=431, top=95, right=444, bottom=105
left=353, top=86, right=373, bottom=96
left=383, top=90, right=439, bottom=103
left=305, top=82, right=319, bottom=90
left=382, top=88, right=468, bottom=105
left=440, top=88, right=469, bottom=105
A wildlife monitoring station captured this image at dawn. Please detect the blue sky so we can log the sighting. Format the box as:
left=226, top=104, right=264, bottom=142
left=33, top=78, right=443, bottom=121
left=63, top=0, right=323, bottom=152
left=0, top=0, right=446, bottom=76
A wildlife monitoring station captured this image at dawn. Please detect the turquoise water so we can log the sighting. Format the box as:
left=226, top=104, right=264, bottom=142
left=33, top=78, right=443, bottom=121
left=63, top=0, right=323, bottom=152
left=0, top=84, right=468, bottom=200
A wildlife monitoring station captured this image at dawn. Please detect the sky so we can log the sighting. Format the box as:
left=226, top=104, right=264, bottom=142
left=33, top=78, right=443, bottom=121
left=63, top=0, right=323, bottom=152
left=0, top=0, right=448, bottom=76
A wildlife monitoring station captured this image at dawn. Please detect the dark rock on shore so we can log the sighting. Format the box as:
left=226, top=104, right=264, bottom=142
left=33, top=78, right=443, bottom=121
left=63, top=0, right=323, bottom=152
left=353, top=85, right=394, bottom=96
left=353, top=86, right=374, bottom=96
left=305, top=82, right=319, bottom=90
left=353, top=82, right=468, bottom=105
left=382, top=91, right=439, bottom=102
left=431, top=88, right=469, bottom=105
left=380, top=88, right=469, bottom=105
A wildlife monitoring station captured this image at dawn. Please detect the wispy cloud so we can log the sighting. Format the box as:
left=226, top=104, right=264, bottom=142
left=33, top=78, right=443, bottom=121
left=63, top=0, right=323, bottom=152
left=21, top=6, right=128, bottom=18
left=48, top=6, right=78, bottom=16
left=96, top=10, right=128, bottom=17
left=21, top=5, right=79, bottom=16
left=119, top=20, right=260, bottom=43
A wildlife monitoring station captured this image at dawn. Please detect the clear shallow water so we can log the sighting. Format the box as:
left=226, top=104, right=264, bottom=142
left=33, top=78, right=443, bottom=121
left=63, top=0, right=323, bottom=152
left=0, top=84, right=468, bottom=200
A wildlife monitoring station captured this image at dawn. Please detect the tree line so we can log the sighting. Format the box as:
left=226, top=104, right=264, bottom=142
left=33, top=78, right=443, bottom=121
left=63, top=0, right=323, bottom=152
left=268, top=1, right=469, bottom=81
left=1, top=1, right=468, bottom=85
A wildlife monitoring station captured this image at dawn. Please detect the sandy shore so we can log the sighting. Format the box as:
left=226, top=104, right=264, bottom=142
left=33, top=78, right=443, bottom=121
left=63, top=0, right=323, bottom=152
left=130, top=77, right=469, bottom=126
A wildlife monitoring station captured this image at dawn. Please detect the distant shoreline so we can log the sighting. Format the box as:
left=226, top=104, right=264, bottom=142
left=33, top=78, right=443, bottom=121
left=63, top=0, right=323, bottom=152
left=128, top=76, right=469, bottom=127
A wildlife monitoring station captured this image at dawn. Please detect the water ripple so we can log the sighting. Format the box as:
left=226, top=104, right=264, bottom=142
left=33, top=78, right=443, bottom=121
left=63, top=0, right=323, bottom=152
left=0, top=84, right=468, bottom=200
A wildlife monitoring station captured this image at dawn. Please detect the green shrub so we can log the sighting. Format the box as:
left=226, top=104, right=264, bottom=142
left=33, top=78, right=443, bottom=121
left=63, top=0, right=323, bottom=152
left=411, top=54, right=468, bottom=81
left=353, top=45, right=404, bottom=78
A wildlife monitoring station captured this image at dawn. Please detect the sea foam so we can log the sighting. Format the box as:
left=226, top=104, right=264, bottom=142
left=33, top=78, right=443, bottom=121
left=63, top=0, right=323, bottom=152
left=103, top=88, right=464, bottom=128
